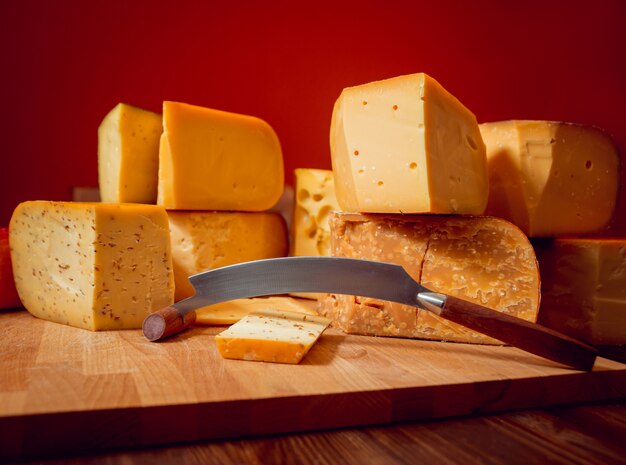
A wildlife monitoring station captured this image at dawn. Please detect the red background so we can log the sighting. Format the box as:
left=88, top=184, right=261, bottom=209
left=1, top=0, right=625, bottom=231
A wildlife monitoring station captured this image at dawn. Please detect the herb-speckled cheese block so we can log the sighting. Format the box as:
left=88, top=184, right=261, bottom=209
left=9, top=201, right=174, bottom=330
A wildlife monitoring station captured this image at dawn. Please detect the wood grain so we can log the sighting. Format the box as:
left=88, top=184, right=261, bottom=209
left=1, top=310, right=625, bottom=459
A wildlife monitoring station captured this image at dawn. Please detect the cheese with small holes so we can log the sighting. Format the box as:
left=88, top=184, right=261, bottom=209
left=480, top=120, right=619, bottom=237
left=319, top=212, right=539, bottom=344
left=168, top=211, right=288, bottom=301
left=98, top=103, right=162, bottom=203
left=9, top=201, right=174, bottom=330
left=215, top=309, right=331, bottom=364
left=330, top=73, right=488, bottom=214
left=195, top=296, right=318, bottom=325
left=534, top=238, right=626, bottom=345
left=158, top=101, right=284, bottom=211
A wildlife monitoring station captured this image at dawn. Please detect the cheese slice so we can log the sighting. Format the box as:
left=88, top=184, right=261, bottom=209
left=168, top=211, right=288, bottom=301
left=9, top=201, right=174, bottom=330
left=480, top=120, right=619, bottom=236
left=215, top=309, right=331, bottom=364
left=320, top=212, right=539, bottom=344
left=534, top=238, right=626, bottom=345
left=157, top=101, right=284, bottom=211
left=195, top=296, right=317, bottom=325
left=98, top=103, right=162, bottom=203
left=330, top=73, right=488, bottom=214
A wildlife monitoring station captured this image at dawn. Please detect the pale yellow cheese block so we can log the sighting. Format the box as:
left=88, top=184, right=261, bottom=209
left=195, top=296, right=317, bottom=325
left=168, top=211, right=288, bottom=301
left=158, top=101, right=284, bottom=211
left=98, top=103, right=162, bottom=203
left=534, top=238, right=626, bottom=345
left=480, top=120, right=619, bottom=237
left=330, top=73, right=488, bottom=214
left=9, top=201, right=174, bottom=330
left=215, top=309, right=331, bottom=364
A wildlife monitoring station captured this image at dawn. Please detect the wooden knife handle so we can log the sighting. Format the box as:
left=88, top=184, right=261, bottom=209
left=420, top=293, right=598, bottom=371
left=142, top=306, right=197, bottom=342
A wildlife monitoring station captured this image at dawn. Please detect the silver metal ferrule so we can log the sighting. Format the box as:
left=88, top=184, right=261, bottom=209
left=417, top=292, right=447, bottom=315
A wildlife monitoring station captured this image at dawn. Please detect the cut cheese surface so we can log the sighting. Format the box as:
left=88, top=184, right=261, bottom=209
left=98, top=103, right=162, bottom=203
left=9, top=202, right=174, bottom=330
left=330, top=73, right=488, bottom=214
left=168, top=211, right=288, bottom=301
left=534, top=238, right=626, bottom=345
left=215, top=309, right=331, bottom=364
left=480, top=120, right=619, bottom=237
left=157, top=101, right=284, bottom=211
left=195, top=296, right=317, bottom=325
left=320, top=212, right=539, bottom=344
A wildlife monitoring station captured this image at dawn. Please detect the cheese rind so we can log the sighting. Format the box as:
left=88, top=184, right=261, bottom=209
left=534, top=238, right=626, bottom=345
left=98, top=103, right=162, bottom=203
left=168, top=211, right=288, bottom=301
left=195, top=296, right=318, bottom=325
left=320, top=212, right=540, bottom=344
left=215, top=309, right=331, bottom=364
left=480, top=120, right=619, bottom=236
left=9, top=201, right=174, bottom=330
left=330, top=73, right=488, bottom=214
left=157, top=101, right=284, bottom=211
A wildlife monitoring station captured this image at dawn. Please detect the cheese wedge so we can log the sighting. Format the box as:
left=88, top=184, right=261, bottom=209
left=480, top=120, right=619, bottom=236
left=195, top=296, right=317, bottom=325
left=215, top=309, right=331, bottom=364
left=98, top=103, right=162, bottom=203
left=157, top=101, right=284, bottom=211
left=9, top=201, right=174, bottom=330
left=320, top=212, right=539, bottom=344
left=330, top=73, right=488, bottom=214
left=168, top=211, right=288, bottom=301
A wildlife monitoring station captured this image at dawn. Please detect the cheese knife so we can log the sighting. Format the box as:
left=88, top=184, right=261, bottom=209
left=142, top=256, right=597, bottom=371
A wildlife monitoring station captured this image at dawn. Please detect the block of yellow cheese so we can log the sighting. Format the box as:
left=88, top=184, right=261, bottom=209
left=215, top=309, right=331, bottom=364
left=534, top=238, right=626, bottom=345
left=168, top=211, right=288, bottom=301
left=319, top=212, right=540, bottom=344
left=98, top=103, right=162, bottom=203
left=195, top=296, right=318, bottom=325
left=330, top=73, right=488, bottom=214
left=480, top=121, right=619, bottom=236
left=9, top=201, right=174, bottom=330
left=158, top=101, right=284, bottom=211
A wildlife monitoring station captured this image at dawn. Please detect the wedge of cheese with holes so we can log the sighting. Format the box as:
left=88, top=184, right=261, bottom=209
left=9, top=201, right=174, bottom=330
left=195, top=296, right=317, bottom=325
left=319, top=212, right=539, bottom=344
left=330, top=73, right=488, bottom=214
left=215, top=309, right=331, bottom=364
left=168, top=211, right=288, bottom=301
left=98, top=103, right=162, bottom=203
left=480, top=121, right=619, bottom=237
left=158, top=101, right=284, bottom=211
left=534, top=238, right=626, bottom=345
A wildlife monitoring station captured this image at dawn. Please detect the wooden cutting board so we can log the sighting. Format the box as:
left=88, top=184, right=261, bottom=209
left=1, top=309, right=625, bottom=459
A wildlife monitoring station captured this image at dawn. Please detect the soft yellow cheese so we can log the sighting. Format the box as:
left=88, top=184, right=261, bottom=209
left=330, top=73, right=488, bottom=214
left=157, top=101, right=284, bottom=211
left=168, top=211, right=288, bottom=301
left=480, top=121, right=619, bottom=237
left=535, top=238, right=626, bottom=345
left=195, top=296, right=317, bottom=325
left=9, top=201, right=174, bottom=330
left=98, top=103, right=162, bottom=203
left=215, top=309, right=331, bottom=364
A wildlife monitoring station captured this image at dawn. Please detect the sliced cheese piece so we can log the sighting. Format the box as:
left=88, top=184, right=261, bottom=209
left=168, top=211, right=288, bottom=301
left=157, top=101, right=284, bottom=211
left=534, top=238, right=626, bottom=345
left=98, top=103, right=162, bottom=203
left=215, top=309, right=331, bottom=364
left=330, top=73, right=488, bottom=214
left=9, top=201, right=174, bottom=330
left=195, top=296, right=317, bottom=325
left=480, top=120, right=619, bottom=237
left=319, top=212, right=539, bottom=344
